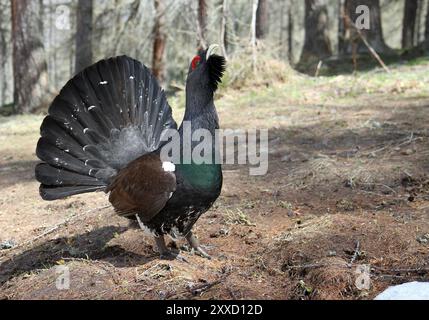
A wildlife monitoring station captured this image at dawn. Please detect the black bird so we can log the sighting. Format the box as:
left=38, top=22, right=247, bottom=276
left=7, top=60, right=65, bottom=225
left=35, top=45, right=226, bottom=260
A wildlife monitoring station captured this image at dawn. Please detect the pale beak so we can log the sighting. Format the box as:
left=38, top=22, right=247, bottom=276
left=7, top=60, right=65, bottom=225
left=206, top=44, right=220, bottom=60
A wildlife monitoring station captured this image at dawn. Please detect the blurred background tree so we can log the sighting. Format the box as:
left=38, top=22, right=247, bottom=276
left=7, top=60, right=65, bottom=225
left=11, top=0, right=48, bottom=113
left=0, top=0, right=428, bottom=114
left=75, top=0, right=93, bottom=73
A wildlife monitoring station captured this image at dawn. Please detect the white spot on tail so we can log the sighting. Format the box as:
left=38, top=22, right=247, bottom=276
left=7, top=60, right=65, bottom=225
left=162, top=162, right=175, bottom=172
left=99, top=81, right=108, bottom=85
left=129, top=76, right=135, bottom=80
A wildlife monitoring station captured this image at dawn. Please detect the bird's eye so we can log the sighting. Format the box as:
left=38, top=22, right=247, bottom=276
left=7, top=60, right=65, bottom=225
left=191, top=56, right=201, bottom=70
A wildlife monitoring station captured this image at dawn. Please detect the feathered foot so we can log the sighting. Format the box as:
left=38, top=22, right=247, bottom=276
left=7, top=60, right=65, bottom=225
left=186, top=231, right=211, bottom=259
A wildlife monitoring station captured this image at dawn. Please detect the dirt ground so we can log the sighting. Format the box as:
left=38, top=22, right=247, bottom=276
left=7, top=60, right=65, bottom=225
left=0, top=62, right=429, bottom=300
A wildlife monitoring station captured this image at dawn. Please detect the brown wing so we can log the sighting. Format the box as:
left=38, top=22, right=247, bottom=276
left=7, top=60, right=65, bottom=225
left=106, top=153, right=176, bottom=221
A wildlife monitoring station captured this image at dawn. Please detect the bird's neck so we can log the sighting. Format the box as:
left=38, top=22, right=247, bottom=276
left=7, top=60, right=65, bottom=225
left=179, top=88, right=219, bottom=151
left=176, top=87, right=222, bottom=191
left=182, top=88, right=216, bottom=125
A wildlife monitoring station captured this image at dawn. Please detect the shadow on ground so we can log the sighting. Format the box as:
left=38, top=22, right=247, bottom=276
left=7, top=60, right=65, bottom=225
left=0, top=226, right=158, bottom=286
left=0, top=160, right=39, bottom=188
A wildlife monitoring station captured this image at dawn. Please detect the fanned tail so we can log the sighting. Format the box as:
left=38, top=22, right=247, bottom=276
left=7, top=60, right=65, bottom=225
left=35, top=56, right=177, bottom=200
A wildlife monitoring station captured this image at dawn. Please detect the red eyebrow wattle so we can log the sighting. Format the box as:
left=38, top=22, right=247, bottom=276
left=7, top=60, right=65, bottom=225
left=191, top=56, right=201, bottom=70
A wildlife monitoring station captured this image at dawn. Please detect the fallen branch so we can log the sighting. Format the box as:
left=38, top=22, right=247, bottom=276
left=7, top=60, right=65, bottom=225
left=165, top=273, right=230, bottom=299
left=282, top=262, right=429, bottom=275
left=0, top=205, right=110, bottom=257
left=349, top=240, right=360, bottom=267
left=189, top=278, right=224, bottom=296
left=343, top=14, right=390, bottom=73
left=361, top=133, right=420, bottom=157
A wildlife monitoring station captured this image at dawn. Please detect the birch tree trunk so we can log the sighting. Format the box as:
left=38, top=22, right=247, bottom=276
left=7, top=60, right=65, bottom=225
left=251, top=0, right=258, bottom=72
left=11, top=0, right=48, bottom=113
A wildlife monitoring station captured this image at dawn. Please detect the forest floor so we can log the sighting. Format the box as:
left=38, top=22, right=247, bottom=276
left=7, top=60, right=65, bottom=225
left=1, top=59, right=429, bottom=300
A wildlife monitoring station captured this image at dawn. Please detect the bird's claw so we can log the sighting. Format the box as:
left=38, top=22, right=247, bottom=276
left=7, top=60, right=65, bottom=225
left=192, top=247, right=211, bottom=260
left=160, top=251, right=189, bottom=263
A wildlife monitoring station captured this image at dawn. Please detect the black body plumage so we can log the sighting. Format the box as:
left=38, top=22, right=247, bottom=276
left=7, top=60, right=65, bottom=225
left=35, top=51, right=226, bottom=245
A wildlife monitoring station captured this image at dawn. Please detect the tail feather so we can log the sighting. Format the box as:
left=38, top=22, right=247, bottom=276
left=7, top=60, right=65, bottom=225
left=117, top=57, right=135, bottom=124
left=48, top=98, right=93, bottom=147
left=35, top=55, right=177, bottom=200
left=40, top=116, right=88, bottom=161
left=35, top=163, right=105, bottom=186
left=40, top=185, right=104, bottom=201
left=61, top=83, right=110, bottom=138
left=71, top=73, right=115, bottom=137
left=86, top=63, right=122, bottom=128
left=36, top=138, right=93, bottom=176
left=97, top=59, right=130, bottom=126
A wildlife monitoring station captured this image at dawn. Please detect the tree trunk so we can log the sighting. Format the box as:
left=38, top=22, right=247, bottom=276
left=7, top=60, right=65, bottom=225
left=287, top=3, right=293, bottom=63
left=343, top=0, right=391, bottom=54
left=402, top=0, right=418, bottom=49
left=251, top=0, right=258, bottom=72
left=256, top=0, right=268, bottom=39
left=11, top=0, right=48, bottom=114
left=75, top=0, right=93, bottom=73
left=279, top=0, right=286, bottom=60
left=338, top=0, right=347, bottom=54
left=220, top=0, right=228, bottom=58
left=299, top=0, right=332, bottom=64
left=152, top=0, right=166, bottom=83
left=425, top=0, right=429, bottom=48
left=0, top=1, right=9, bottom=107
left=415, top=0, right=422, bottom=44
left=197, top=0, right=207, bottom=49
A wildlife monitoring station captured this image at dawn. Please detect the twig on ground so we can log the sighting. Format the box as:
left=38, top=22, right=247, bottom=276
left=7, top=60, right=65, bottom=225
left=361, top=133, right=419, bottom=157
left=342, top=14, right=390, bottom=73
left=189, top=278, right=224, bottom=296
left=0, top=205, right=110, bottom=257
left=282, top=262, right=429, bottom=275
left=165, top=273, right=230, bottom=299
left=349, top=240, right=360, bottom=267
left=62, top=257, right=121, bottom=285
left=315, top=61, right=323, bottom=77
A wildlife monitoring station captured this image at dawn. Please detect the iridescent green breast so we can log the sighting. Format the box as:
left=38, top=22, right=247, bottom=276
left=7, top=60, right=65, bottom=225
left=176, top=163, right=222, bottom=191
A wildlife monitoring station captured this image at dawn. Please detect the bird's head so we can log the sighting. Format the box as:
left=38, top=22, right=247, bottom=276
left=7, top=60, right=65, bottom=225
left=186, top=44, right=226, bottom=94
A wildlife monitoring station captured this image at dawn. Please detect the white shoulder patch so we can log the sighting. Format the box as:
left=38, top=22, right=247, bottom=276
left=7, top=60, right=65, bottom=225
left=162, top=161, right=175, bottom=172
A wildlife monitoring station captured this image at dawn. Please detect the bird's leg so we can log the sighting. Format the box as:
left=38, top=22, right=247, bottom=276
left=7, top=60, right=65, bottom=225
left=186, top=231, right=211, bottom=259
left=154, top=235, right=171, bottom=257
left=154, top=235, right=188, bottom=263
left=135, top=214, right=187, bottom=262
